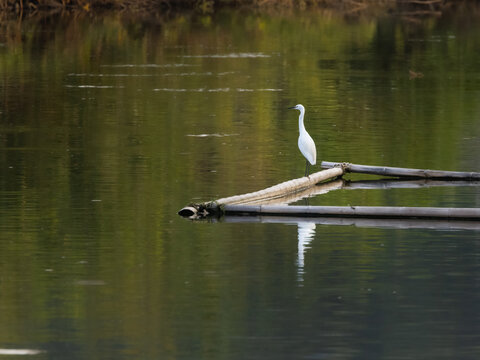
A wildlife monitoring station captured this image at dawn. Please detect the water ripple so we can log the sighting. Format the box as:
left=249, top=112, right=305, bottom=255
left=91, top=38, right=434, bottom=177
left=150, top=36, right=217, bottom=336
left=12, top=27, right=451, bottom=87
left=67, top=71, right=235, bottom=77
left=64, top=85, right=125, bottom=89
left=153, top=88, right=282, bottom=92
left=187, top=133, right=238, bottom=137
left=100, top=63, right=196, bottom=68
left=0, top=349, right=44, bottom=355
left=182, top=52, right=271, bottom=58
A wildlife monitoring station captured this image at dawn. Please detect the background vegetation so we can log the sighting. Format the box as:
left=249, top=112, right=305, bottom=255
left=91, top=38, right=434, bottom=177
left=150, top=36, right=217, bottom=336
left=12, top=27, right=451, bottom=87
left=1, top=0, right=477, bottom=17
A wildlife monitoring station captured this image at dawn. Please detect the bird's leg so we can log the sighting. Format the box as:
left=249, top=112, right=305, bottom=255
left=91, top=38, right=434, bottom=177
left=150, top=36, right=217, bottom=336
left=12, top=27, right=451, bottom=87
left=305, top=160, right=309, bottom=177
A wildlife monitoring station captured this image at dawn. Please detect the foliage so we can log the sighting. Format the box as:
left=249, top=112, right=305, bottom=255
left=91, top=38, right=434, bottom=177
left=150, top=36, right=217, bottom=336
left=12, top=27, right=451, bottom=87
left=0, top=0, right=476, bottom=16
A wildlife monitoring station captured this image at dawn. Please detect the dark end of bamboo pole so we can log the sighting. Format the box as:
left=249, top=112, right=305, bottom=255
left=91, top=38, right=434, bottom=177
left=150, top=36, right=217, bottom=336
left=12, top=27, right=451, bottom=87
left=178, top=202, right=223, bottom=218
left=178, top=206, right=198, bottom=217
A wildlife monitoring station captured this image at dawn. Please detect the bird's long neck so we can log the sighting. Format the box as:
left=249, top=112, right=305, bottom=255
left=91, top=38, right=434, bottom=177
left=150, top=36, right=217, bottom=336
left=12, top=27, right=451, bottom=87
left=298, top=108, right=306, bottom=133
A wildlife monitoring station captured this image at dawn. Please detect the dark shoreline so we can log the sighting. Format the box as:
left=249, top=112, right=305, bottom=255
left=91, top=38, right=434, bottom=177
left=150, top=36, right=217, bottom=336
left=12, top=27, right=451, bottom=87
left=1, top=0, right=476, bottom=18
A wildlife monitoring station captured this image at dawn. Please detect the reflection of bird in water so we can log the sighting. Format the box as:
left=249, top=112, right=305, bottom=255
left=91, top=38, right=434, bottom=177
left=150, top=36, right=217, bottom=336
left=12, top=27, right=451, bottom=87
left=297, top=222, right=316, bottom=284
left=289, top=104, right=317, bottom=177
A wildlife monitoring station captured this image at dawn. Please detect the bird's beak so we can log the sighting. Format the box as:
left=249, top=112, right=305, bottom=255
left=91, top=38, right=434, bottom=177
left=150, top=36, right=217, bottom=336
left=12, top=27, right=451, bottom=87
left=288, top=106, right=295, bottom=109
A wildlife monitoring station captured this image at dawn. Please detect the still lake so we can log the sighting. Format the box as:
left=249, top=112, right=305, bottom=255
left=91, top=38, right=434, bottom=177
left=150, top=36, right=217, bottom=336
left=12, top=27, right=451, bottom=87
left=0, top=8, right=480, bottom=359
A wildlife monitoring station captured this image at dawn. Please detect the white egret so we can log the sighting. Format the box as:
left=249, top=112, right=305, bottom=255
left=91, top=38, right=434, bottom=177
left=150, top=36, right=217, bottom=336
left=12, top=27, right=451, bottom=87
left=288, top=104, right=317, bottom=177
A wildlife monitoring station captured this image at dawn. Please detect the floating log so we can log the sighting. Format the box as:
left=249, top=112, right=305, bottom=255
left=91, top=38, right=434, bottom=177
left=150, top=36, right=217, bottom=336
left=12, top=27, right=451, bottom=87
left=178, top=167, right=344, bottom=217
left=223, top=205, right=480, bottom=220
left=215, top=167, right=344, bottom=205
left=179, top=162, right=480, bottom=220
left=179, top=177, right=480, bottom=218
left=242, top=179, right=343, bottom=206
left=321, top=161, right=480, bottom=180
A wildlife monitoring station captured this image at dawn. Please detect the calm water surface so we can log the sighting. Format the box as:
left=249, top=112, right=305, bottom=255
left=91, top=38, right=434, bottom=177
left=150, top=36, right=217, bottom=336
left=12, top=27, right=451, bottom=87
left=0, top=9, right=479, bottom=359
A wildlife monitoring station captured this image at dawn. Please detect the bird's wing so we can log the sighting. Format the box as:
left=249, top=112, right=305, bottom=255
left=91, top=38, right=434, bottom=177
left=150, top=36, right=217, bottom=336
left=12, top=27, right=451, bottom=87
left=298, top=134, right=316, bottom=165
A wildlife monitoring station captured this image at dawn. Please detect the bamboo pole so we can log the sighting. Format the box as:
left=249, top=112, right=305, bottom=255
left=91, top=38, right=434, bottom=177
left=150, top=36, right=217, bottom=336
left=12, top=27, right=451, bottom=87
left=220, top=215, right=480, bottom=231
left=178, top=167, right=345, bottom=217
left=223, top=204, right=480, bottom=220
left=343, top=178, right=480, bottom=190
left=321, top=161, right=480, bottom=179
left=240, top=179, right=343, bottom=206
left=215, top=167, right=344, bottom=205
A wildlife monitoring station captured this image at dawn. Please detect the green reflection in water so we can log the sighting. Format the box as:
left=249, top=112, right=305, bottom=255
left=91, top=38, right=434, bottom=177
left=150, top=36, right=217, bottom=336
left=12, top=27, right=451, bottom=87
left=0, top=8, right=479, bottom=360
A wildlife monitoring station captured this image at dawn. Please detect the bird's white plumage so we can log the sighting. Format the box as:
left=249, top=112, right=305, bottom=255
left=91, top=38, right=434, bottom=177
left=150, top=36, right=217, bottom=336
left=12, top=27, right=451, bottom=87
left=291, top=104, right=316, bottom=166
left=298, top=130, right=316, bottom=165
